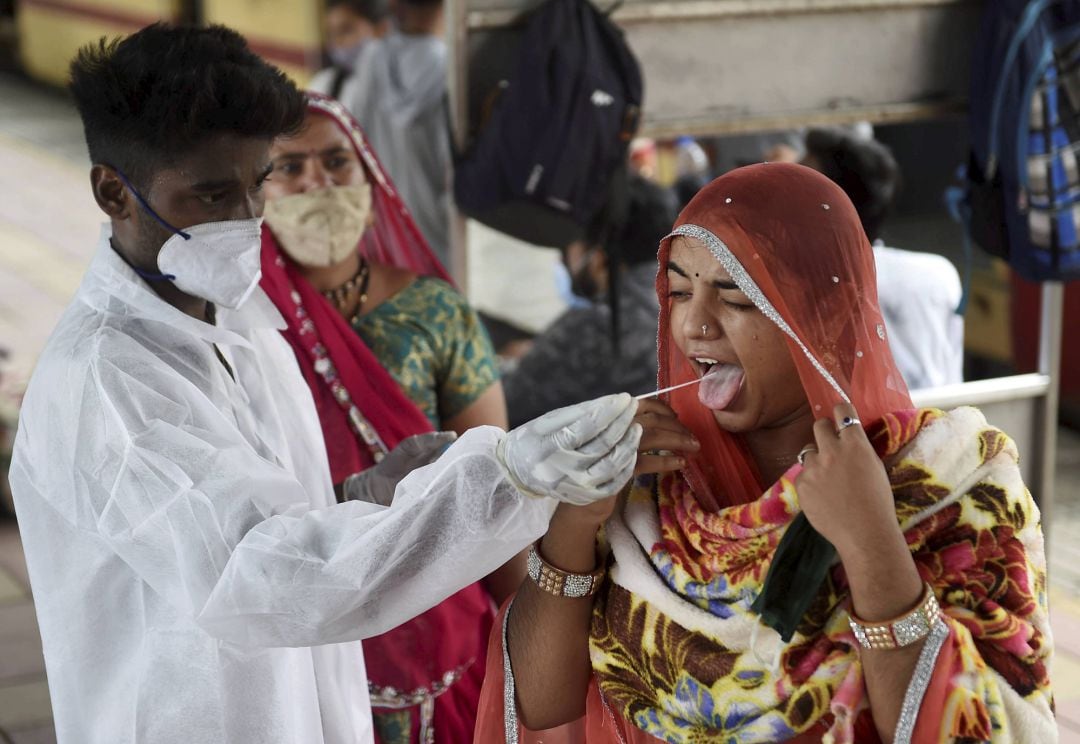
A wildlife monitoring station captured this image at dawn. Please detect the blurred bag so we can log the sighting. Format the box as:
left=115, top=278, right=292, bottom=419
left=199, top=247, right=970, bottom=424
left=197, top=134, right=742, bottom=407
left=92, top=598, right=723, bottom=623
left=453, top=0, right=642, bottom=246
left=961, top=0, right=1080, bottom=282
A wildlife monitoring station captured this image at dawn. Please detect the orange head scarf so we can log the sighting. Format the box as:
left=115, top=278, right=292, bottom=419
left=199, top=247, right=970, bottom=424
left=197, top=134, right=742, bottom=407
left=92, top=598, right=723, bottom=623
left=656, top=163, right=913, bottom=638
left=657, top=162, right=912, bottom=512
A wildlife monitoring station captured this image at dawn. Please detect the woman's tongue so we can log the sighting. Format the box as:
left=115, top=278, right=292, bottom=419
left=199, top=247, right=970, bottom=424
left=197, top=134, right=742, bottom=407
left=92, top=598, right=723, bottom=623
left=698, top=364, right=745, bottom=410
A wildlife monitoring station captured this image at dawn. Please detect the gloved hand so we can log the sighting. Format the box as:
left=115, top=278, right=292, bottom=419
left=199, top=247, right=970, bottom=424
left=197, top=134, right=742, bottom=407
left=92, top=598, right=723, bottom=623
left=497, top=393, right=642, bottom=506
left=342, top=431, right=459, bottom=506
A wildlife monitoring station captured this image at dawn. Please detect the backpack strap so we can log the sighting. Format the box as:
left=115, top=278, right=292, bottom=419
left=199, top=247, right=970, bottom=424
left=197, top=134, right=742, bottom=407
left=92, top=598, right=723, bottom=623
left=598, top=164, right=631, bottom=358
left=945, top=171, right=974, bottom=315
left=986, top=0, right=1060, bottom=178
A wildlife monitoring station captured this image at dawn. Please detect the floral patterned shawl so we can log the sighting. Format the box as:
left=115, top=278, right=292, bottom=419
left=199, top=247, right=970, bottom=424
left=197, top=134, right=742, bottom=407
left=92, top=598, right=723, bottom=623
left=589, top=407, right=1054, bottom=742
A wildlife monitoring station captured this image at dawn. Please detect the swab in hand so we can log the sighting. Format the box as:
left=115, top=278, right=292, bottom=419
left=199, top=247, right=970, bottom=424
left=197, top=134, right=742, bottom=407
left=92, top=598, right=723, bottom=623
left=635, top=377, right=704, bottom=400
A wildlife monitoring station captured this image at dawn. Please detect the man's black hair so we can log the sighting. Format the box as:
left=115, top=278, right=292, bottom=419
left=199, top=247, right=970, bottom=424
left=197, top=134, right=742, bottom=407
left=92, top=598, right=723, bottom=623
left=585, top=174, right=679, bottom=267
left=804, top=128, right=900, bottom=243
left=326, top=0, right=391, bottom=24
left=69, top=23, right=307, bottom=190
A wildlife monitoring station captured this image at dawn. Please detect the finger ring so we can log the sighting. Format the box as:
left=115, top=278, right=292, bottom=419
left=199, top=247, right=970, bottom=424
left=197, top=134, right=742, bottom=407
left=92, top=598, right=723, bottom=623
left=837, top=416, right=862, bottom=432
left=797, top=445, right=817, bottom=466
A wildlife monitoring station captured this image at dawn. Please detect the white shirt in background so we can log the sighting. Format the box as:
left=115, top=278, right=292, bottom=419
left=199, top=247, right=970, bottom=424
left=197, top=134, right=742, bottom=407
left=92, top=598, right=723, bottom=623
left=310, top=33, right=452, bottom=269
left=874, top=242, right=965, bottom=391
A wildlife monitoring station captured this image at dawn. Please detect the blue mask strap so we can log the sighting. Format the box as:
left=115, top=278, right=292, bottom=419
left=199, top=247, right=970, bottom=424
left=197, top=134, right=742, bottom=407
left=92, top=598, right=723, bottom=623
left=113, top=168, right=185, bottom=282
left=133, top=266, right=177, bottom=282
left=115, top=169, right=191, bottom=240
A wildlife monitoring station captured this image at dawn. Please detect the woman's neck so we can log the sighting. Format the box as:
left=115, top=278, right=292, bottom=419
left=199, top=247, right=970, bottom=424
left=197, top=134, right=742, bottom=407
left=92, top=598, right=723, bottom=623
left=297, top=251, right=361, bottom=293
left=741, top=406, right=816, bottom=485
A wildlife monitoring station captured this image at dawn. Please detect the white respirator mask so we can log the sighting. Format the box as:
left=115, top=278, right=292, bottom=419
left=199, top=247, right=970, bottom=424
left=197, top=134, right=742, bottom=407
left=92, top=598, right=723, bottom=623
left=120, top=170, right=264, bottom=310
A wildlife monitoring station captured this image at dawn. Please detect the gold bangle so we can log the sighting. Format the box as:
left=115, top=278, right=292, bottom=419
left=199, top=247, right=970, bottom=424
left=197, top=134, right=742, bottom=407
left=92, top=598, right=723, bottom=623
left=848, top=582, right=941, bottom=650
left=526, top=544, right=605, bottom=598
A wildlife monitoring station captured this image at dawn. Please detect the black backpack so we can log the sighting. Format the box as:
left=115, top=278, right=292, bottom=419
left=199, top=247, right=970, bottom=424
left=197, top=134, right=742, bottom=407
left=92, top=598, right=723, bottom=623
left=453, top=0, right=643, bottom=245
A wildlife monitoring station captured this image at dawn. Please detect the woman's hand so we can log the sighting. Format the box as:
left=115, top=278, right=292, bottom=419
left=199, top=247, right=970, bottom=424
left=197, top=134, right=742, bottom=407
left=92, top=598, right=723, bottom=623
left=634, top=398, right=700, bottom=476
left=797, top=405, right=927, bottom=744
left=794, top=402, right=900, bottom=560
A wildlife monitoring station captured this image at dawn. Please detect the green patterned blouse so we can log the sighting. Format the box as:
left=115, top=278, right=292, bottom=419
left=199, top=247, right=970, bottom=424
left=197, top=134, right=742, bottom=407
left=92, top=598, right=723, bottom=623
left=352, top=277, right=499, bottom=429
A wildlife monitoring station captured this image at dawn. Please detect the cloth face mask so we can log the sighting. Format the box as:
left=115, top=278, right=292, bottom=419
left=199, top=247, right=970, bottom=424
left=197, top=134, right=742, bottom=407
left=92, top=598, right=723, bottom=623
left=119, top=172, right=264, bottom=310
left=263, top=183, right=373, bottom=268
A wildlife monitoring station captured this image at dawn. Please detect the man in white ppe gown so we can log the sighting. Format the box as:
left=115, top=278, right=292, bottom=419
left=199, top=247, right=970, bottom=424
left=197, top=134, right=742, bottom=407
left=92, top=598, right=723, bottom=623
left=8, top=24, right=642, bottom=744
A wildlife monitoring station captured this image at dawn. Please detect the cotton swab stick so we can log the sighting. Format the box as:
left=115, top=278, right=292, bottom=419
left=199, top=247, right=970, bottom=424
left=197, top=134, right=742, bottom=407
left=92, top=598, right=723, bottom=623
left=635, top=377, right=704, bottom=400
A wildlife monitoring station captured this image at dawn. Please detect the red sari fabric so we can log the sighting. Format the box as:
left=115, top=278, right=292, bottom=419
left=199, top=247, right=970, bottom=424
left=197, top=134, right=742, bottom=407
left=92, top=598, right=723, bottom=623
left=259, top=94, right=492, bottom=744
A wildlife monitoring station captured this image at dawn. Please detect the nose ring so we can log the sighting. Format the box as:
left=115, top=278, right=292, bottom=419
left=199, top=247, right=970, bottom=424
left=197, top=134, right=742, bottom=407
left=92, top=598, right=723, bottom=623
left=701, top=324, right=708, bottom=335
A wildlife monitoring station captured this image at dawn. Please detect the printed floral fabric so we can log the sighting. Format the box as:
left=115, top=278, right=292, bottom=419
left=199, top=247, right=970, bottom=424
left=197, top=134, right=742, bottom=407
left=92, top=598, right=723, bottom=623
left=590, top=407, right=1054, bottom=743
left=354, top=276, right=499, bottom=428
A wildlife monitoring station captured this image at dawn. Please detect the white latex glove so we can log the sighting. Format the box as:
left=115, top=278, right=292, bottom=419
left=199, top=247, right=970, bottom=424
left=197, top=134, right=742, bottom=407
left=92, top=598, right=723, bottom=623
left=497, top=393, right=642, bottom=506
left=342, top=431, right=459, bottom=506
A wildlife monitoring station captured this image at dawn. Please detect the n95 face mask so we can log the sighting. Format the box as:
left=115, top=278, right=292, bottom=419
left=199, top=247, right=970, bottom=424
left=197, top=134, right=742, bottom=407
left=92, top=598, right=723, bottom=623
left=263, top=183, right=373, bottom=268
left=118, top=170, right=264, bottom=310
left=155, top=218, right=265, bottom=310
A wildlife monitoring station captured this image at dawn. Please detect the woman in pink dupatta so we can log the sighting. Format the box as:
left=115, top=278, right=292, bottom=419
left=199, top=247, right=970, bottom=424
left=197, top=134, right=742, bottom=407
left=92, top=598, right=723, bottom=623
left=259, top=94, right=523, bottom=743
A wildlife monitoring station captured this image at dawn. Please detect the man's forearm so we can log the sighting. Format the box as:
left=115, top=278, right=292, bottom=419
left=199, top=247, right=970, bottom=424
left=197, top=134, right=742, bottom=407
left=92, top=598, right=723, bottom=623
left=199, top=428, right=556, bottom=647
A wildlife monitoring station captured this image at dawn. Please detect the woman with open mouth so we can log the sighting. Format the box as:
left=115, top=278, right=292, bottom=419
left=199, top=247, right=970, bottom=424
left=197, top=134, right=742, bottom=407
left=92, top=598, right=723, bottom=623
left=475, top=163, right=1054, bottom=743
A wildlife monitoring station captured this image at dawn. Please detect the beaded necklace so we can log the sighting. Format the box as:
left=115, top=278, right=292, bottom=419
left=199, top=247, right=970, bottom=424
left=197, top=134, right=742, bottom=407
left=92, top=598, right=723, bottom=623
left=275, top=254, right=389, bottom=464
left=321, top=257, right=372, bottom=326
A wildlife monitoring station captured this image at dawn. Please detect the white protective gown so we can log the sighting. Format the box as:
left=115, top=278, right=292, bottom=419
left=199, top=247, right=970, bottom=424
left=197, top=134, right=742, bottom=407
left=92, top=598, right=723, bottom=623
left=9, top=227, right=557, bottom=744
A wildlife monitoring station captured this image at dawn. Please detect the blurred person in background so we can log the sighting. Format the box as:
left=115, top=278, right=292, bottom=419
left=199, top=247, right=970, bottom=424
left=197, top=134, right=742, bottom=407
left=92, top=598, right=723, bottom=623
left=629, top=138, right=658, bottom=181
left=260, top=93, right=518, bottom=743
left=672, top=135, right=712, bottom=209
left=309, top=0, right=392, bottom=102
left=502, top=175, right=679, bottom=428
left=318, top=0, right=453, bottom=269
left=709, top=130, right=805, bottom=174
left=8, top=24, right=644, bottom=744
left=799, top=127, right=964, bottom=389
left=0, top=347, right=13, bottom=516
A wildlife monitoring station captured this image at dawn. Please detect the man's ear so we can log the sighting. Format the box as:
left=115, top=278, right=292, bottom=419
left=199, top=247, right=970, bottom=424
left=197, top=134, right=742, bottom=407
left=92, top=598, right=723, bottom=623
left=90, top=165, right=131, bottom=220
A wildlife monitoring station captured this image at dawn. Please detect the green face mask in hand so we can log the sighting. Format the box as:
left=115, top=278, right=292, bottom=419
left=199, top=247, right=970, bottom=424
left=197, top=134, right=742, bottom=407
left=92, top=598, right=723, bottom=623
left=750, top=513, right=837, bottom=643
